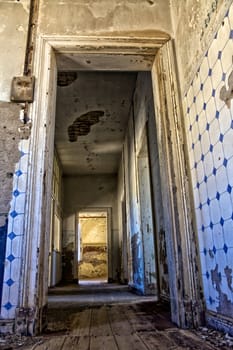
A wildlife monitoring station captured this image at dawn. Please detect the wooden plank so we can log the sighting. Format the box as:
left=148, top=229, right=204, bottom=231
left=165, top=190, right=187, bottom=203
left=33, top=336, right=66, bottom=350
left=90, top=336, right=118, bottom=350
left=108, top=305, right=134, bottom=336
left=71, top=309, right=92, bottom=336
left=115, top=334, right=148, bottom=350
left=62, top=336, right=90, bottom=350
left=126, top=308, right=156, bottom=332
left=90, top=306, right=112, bottom=337
left=137, top=331, right=176, bottom=350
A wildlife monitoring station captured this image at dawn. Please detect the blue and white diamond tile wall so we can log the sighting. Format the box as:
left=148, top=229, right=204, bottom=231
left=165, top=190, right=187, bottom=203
left=1, top=140, right=29, bottom=318
left=184, top=5, right=233, bottom=315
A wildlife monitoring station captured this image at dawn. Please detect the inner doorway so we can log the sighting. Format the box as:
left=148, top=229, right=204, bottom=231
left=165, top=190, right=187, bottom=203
left=77, top=211, right=108, bottom=283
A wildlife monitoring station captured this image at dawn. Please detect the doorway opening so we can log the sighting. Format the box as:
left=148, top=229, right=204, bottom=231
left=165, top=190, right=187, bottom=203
left=77, top=211, right=108, bottom=284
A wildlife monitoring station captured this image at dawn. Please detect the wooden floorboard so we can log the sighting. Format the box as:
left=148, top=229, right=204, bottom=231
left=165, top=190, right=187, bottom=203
left=89, top=306, right=112, bottom=337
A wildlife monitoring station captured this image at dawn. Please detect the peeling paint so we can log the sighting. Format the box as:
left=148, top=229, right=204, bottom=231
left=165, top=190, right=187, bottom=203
left=211, top=264, right=233, bottom=317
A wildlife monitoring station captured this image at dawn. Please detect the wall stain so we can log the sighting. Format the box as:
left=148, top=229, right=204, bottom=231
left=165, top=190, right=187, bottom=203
left=211, top=264, right=233, bottom=317
left=57, top=72, right=78, bottom=87
left=68, top=110, right=104, bottom=142
left=220, top=69, right=233, bottom=108
left=131, top=232, right=143, bottom=287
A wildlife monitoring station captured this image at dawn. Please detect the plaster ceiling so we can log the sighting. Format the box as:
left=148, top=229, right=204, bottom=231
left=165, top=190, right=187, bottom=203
left=55, top=71, right=137, bottom=175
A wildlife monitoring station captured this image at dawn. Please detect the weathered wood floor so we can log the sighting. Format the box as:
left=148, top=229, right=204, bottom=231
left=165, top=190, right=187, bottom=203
left=28, top=302, right=216, bottom=350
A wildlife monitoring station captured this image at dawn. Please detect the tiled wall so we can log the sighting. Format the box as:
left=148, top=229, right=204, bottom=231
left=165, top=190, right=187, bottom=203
left=0, top=140, right=29, bottom=318
left=184, top=5, right=233, bottom=316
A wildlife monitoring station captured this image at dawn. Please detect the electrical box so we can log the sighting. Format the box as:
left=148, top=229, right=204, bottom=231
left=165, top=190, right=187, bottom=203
left=10, top=76, right=35, bottom=103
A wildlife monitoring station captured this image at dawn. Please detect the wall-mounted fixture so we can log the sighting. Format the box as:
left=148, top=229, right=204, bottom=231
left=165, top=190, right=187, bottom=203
left=10, top=76, right=35, bottom=103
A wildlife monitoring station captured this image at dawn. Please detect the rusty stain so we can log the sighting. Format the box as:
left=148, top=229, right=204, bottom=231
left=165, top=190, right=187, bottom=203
left=68, top=110, right=104, bottom=142
left=224, top=266, right=233, bottom=292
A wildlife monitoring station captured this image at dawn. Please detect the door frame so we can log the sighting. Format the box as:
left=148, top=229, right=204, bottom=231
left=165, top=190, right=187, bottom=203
left=16, top=33, right=204, bottom=332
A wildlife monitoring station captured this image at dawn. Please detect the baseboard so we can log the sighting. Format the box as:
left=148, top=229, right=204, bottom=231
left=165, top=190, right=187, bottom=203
left=206, top=311, right=233, bottom=335
left=0, top=319, right=14, bottom=334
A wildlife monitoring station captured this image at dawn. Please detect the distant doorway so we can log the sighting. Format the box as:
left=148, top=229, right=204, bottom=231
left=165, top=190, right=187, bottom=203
left=77, top=212, right=108, bottom=282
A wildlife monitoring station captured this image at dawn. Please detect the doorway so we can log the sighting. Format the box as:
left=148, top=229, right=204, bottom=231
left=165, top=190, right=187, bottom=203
left=77, top=211, right=108, bottom=283
left=19, top=35, right=203, bottom=333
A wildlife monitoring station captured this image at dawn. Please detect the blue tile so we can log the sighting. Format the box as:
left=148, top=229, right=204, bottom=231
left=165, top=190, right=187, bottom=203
left=196, top=114, right=199, bottom=122
left=231, top=120, right=233, bottom=129
left=209, top=144, right=213, bottom=152
left=222, top=73, right=226, bottom=81
left=4, top=302, right=13, bottom=311
left=215, top=110, right=220, bottom=119
left=209, top=296, right=214, bottom=304
left=15, top=170, right=22, bottom=177
left=210, top=221, right=214, bottom=229
left=7, top=254, right=15, bottom=262
left=227, top=185, right=232, bottom=193
left=198, top=134, right=202, bottom=141
left=194, top=162, right=198, bottom=169
left=206, top=123, right=210, bottom=131
left=199, top=203, right=203, bottom=209
left=8, top=232, right=16, bottom=240
left=202, top=225, right=205, bottom=232
left=204, top=247, right=207, bottom=255
left=206, top=271, right=210, bottom=279
left=220, top=217, right=225, bottom=226
left=213, top=246, right=217, bottom=254
left=200, top=83, right=204, bottom=91
left=216, top=192, right=220, bottom=200
left=204, top=176, right=208, bottom=183
left=223, top=243, right=228, bottom=253
left=207, top=198, right=211, bottom=205
left=187, top=107, right=190, bottom=113
left=212, top=89, right=216, bottom=97
left=6, top=278, right=14, bottom=287
left=197, top=182, right=200, bottom=189
left=203, top=103, right=207, bottom=110
left=189, top=124, right=192, bottom=131
left=192, top=143, right=195, bottom=150
left=230, top=30, right=233, bottom=39
left=218, top=51, right=222, bottom=59
left=219, top=133, right=224, bottom=142
left=13, top=190, right=20, bottom=197
left=201, top=154, right=205, bottom=161
left=223, top=158, right=228, bottom=167
left=10, top=211, right=18, bottom=219
left=193, top=96, right=196, bottom=103
left=208, top=68, right=212, bottom=76
left=213, top=167, right=217, bottom=176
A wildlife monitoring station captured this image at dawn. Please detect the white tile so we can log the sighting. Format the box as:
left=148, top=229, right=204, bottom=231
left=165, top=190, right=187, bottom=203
left=223, top=220, right=233, bottom=248
left=198, top=110, right=207, bottom=135
left=219, top=106, right=232, bottom=134
left=203, top=77, right=213, bottom=103
left=15, top=173, right=27, bottom=193
left=19, top=154, right=29, bottom=173
left=12, top=214, right=24, bottom=236
left=194, top=142, right=202, bottom=163
left=228, top=5, right=233, bottom=28
left=203, top=226, right=213, bottom=249
left=217, top=17, right=231, bottom=51
left=212, top=141, right=224, bottom=168
left=196, top=161, right=204, bottom=182
left=203, top=152, right=213, bottom=177
left=199, top=57, right=209, bottom=82
left=188, top=103, right=197, bottom=125
left=216, top=166, right=229, bottom=193
left=19, top=139, right=30, bottom=154
left=225, top=248, right=233, bottom=267
left=220, top=192, right=233, bottom=220
left=212, top=223, right=225, bottom=248
left=192, top=75, right=201, bottom=97
left=210, top=199, right=221, bottom=224
left=14, top=194, right=26, bottom=214
left=226, top=157, right=233, bottom=185
left=193, top=187, right=200, bottom=208
left=195, top=91, right=204, bottom=114
left=223, top=128, right=233, bottom=159
left=199, top=182, right=208, bottom=204
left=191, top=120, right=199, bottom=143
left=186, top=86, right=194, bottom=108
left=206, top=97, right=217, bottom=124
left=221, top=40, right=233, bottom=72
left=206, top=174, right=217, bottom=199
left=215, top=82, right=227, bottom=111
left=9, top=258, right=22, bottom=283
left=201, top=131, right=211, bottom=155
left=215, top=249, right=228, bottom=273
left=208, top=35, right=221, bottom=69
left=195, top=207, right=203, bottom=229
left=11, top=235, right=23, bottom=259
left=8, top=282, right=19, bottom=306
left=201, top=203, right=211, bottom=227
left=2, top=260, right=11, bottom=281
left=211, top=60, right=223, bottom=90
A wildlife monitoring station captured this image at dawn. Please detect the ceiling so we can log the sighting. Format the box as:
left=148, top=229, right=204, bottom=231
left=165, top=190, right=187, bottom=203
left=55, top=71, right=137, bottom=175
